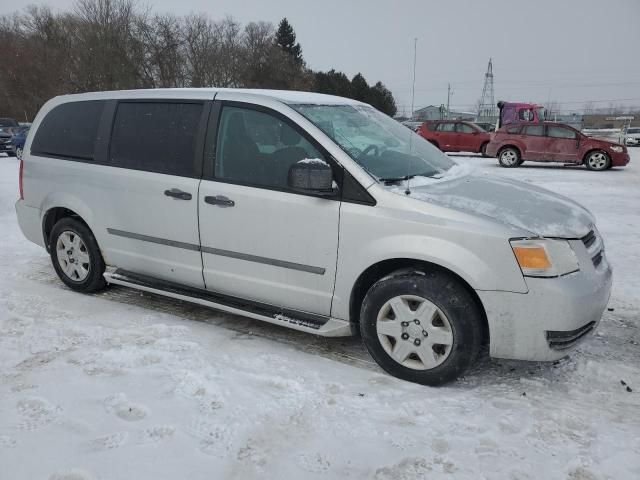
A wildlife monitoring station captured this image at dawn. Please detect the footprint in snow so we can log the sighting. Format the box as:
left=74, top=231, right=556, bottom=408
left=15, top=397, right=61, bottom=431
left=104, top=393, right=149, bottom=421
left=295, top=452, right=331, bottom=474
left=49, top=469, right=96, bottom=480
left=137, top=425, right=176, bottom=445
left=86, top=432, right=129, bottom=451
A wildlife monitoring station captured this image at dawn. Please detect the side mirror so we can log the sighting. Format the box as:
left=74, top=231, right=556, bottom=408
left=288, top=159, right=337, bottom=195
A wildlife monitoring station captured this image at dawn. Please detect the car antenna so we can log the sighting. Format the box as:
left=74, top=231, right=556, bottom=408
left=406, top=37, right=417, bottom=196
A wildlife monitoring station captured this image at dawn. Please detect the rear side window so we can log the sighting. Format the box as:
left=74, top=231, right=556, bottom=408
left=438, top=123, right=456, bottom=132
left=425, top=123, right=438, bottom=131
left=456, top=123, right=475, bottom=133
left=31, top=101, right=104, bottom=160
left=506, top=126, right=521, bottom=134
left=522, top=125, right=545, bottom=136
left=109, top=102, right=203, bottom=177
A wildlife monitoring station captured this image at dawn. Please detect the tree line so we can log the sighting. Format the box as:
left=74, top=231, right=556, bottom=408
left=0, top=0, right=397, bottom=121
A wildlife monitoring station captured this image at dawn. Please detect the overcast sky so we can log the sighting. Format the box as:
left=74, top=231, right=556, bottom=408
left=2, top=0, right=639, bottom=114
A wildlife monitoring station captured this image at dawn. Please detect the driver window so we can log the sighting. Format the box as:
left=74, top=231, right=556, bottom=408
left=215, top=106, right=326, bottom=189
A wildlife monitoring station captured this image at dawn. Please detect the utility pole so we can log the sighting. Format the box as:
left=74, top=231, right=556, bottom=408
left=446, top=83, right=451, bottom=118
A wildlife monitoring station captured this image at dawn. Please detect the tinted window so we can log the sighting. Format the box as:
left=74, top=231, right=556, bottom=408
left=438, top=123, right=456, bottom=132
left=522, top=125, right=545, bottom=136
left=547, top=126, right=576, bottom=139
left=110, top=102, right=202, bottom=177
left=457, top=123, right=475, bottom=133
left=425, top=123, right=439, bottom=131
left=31, top=101, right=104, bottom=160
left=216, top=106, right=326, bottom=189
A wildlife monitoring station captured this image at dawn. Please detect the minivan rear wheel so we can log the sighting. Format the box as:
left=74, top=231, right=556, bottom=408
left=360, top=271, right=482, bottom=386
left=585, top=150, right=611, bottom=171
left=498, top=147, right=520, bottom=167
left=50, top=217, right=107, bottom=293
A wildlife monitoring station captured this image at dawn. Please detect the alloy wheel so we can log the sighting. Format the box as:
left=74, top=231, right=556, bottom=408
left=16, top=147, right=23, bottom=160
left=500, top=149, right=517, bottom=166
left=56, top=231, right=91, bottom=282
left=376, top=295, right=454, bottom=370
left=587, top=152, right=608, bottom=170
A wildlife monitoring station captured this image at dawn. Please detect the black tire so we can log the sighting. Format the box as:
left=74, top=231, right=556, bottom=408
left=517, top=158, right=525, bottom=166
left=584, top=150, right=611, bottom=171
left=50, top=217, right=107, bottom=293
left=360, top=271, right=483, bottom=386
left=480, top=142, right=490, bottom=157
left=498, top=147, right=520, bottom=167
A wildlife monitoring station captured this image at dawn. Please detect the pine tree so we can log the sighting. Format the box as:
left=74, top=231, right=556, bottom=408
left=350, top=73, right=369, bottom=102
left=275, top=18, right=303, bottom=65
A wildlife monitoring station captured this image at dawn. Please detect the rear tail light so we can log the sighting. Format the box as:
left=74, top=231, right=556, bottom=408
left=18, top=159, right=24, bottom=200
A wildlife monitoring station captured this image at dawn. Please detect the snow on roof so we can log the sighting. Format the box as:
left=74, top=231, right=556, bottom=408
left=52, top=88, right=364, bottom=106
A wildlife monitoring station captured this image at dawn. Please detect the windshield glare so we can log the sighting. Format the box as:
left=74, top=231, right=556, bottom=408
left=291, top=104, right=454, bottom=181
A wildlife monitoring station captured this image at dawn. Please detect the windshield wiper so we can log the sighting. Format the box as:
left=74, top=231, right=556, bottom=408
left=378, top=175, right=414, bottom=184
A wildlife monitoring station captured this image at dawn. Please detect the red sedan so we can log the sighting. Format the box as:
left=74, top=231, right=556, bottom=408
left=417, top=120, right=491, bottom=156
left=485, top=122, right=630, bottom=171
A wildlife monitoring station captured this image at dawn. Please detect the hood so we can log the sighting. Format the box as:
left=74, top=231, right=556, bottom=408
left=397, top=168, right=594, bottom=238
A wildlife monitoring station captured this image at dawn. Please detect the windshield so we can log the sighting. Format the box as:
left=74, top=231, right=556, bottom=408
left=291, top=104, right=454, bottom=181
left=627, top=128, right=640, bottom=134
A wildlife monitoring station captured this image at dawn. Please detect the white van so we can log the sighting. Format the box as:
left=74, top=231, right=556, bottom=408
left=15, top=88, right=612, bottom=385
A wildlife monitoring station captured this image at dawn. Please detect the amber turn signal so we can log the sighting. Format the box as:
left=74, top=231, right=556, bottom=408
left=512, top=245, right=551, bottom=270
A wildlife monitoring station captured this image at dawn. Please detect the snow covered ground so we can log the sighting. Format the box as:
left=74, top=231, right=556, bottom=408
left=1, top=151, right=639, bottom=480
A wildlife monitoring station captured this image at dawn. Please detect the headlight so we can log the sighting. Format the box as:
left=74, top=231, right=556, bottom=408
left=610, top=145, right=624, bottom=153
left=510, top=239, right=579, bottom=277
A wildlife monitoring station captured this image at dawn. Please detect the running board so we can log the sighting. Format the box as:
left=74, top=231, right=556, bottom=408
left=103, top=268, right=352, bottom=337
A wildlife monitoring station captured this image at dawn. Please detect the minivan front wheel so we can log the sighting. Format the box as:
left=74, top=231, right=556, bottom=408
left=360, top=272, right=483, bottom=386
left=50, top=217, right=107, bottom=293
left=585, top=150, right=611, bottom=171
left=498, top=147, right=520, bottom=167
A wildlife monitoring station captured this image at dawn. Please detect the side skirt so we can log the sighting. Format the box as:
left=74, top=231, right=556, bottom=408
left=103, top=268, right=353, bottom=337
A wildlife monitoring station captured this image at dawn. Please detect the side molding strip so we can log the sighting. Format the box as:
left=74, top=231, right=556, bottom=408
left=106, top=228, right=325, bottom=275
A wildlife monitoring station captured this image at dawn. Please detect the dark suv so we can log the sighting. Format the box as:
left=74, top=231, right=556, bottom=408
left=417, top=120, right=491, bottom=156
left=0, top=117, right=20, bottom=156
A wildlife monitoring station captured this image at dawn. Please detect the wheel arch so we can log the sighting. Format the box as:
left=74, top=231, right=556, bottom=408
left=348, top=258, right=489, bottom=345
left=497, top=144, right=522, bottom=158
left=42, top=207, right=91, bottom=253
left=582, top=148, right=609, bottom=165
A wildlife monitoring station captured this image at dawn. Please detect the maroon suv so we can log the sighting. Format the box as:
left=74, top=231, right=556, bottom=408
left=417, top=120, right=491, bottom=156
left=485, top=122, right=630, bottom=171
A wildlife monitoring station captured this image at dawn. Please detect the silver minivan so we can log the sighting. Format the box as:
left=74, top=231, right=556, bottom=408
left=15, top=88, right=612, bottom=385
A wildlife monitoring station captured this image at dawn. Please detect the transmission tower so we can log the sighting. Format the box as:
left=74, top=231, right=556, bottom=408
left=477, top=58, right=497, bottom=123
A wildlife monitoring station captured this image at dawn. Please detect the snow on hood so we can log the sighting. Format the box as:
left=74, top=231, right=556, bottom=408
left=389, top=166, right=595, bottom=238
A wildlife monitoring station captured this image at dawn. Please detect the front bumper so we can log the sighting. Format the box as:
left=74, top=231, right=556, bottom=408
left=478, top=237, right=612, bottom=361
left=611, top=150, right=630, bottom=166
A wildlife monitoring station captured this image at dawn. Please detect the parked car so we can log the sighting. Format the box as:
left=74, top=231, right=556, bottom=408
left=11, top=126, right=29, bottom=159
left=417, top=120, right=491, bottom=156
left=401, top=120, right=422, bottom=132
left=0, top=117, right=19, bottom=133
left=16, top=89, right=612, bottom=386
left=624, top=127, right=640, bottom=147
left=486, top=122, right=630, bottom=171
left=474, top=122, right=496, bottom=132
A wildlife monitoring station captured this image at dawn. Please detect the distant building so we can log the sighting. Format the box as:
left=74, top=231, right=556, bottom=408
left=582, top=114, right=639, bottom=129
left=413, top=105, right=476, bottom=121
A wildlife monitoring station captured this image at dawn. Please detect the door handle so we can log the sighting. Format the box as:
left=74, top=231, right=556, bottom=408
left=205, top=195, right=235, bottom=207
left=164, top=188, right=192, bottom=200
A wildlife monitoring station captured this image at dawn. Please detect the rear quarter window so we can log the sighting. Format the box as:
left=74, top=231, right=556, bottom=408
left=31, top=101, right=105, bottom=160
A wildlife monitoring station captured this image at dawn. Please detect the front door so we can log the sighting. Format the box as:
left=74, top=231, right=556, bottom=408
left=455, top=122, right=478, bottom=152
left=198, top=100, right=341, bottom=315
left=546, top=125, right=581, bottom=163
